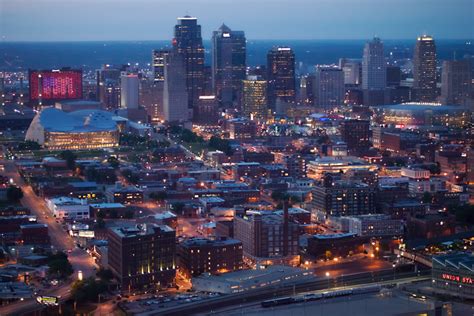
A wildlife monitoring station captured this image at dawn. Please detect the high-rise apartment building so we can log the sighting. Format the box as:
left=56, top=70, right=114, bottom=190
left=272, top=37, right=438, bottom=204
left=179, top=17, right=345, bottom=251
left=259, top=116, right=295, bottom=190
left=173, top=16, right=205, bottom=113
left=211, top=24, right=246, bottom=107
left=267, top=47, right=296, bottom=110
left=441, top=59, right=471, bottom=105
left=108, top=224, right=176, bottom=292
left=311, top=179, right=376, bottom=218
left=234, top=211, right=300, bottom=265
left=313, top=65, right=345, bottom=110
left=242, top=76, right=268, bottom=120
left=413, top=35, right=437, bottom=102
left=177, top=237, right=243, bottom=277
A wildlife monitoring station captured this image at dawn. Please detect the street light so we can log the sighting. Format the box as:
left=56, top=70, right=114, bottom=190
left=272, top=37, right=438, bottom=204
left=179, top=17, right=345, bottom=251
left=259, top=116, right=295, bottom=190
left=325, top=272, right=330, bottom=289
left=392, top=263, right=396, bottom=280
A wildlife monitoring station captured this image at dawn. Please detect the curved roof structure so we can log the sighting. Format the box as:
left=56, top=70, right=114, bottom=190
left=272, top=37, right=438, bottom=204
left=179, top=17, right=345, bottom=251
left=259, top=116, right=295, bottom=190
left=26, top=107, right=119, bottom=147
left=33, top=107, right=117, bottom=133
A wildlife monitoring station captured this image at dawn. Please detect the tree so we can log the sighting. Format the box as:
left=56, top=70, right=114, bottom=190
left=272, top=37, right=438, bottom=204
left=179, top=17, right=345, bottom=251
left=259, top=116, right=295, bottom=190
left=422, top=192, right=432, bottom=204
left=96, top=268, right=114, bottom=281
left=71, top=277, right=107, bottom=303
left=59, top=150, right=77, bottom=170
left=6, top=186, right=23, bottom=202
left=17, top=141, right=41, bottom=151
left=96, top=218, right=105, bottom=229
left=121, top=169, right=139, bottom=184
left=48, top=251, right=73, bottom=279
left=172, top=202, right=185, bottom=215
left=150, top=191, right=168, bottom=202
left=449, top=204, right=474, bottom=225
left=209, top=136, right=233, bottom=156
left=107, top=156, right=120, bottom=169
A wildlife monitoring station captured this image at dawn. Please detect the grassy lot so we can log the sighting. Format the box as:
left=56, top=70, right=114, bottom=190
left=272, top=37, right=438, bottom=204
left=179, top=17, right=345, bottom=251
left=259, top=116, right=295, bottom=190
left=183, top=142, right=207, bottom=156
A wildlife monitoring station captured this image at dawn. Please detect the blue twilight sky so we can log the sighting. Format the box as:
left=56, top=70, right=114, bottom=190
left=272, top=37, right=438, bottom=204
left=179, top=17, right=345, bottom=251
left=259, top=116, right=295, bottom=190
left=1, top=0, right=473, bottom=41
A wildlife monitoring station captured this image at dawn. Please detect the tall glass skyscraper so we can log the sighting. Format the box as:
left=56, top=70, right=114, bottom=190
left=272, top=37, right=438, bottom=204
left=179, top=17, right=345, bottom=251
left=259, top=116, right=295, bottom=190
left=413, top=35, right=437, bottom=102
left=362, top=37, right=386, bottom=90
left=242, top=75, right=268, bottom=120
left=211, top=24, right=246, bottom=107
left=266, top=47, right=296, bottom=110
left=173, top=16, right=205, bottom=113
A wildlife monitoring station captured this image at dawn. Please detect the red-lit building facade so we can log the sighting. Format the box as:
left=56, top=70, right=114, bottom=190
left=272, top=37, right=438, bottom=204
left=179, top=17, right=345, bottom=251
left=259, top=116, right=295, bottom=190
left=29, top=68, right=83, bottom=107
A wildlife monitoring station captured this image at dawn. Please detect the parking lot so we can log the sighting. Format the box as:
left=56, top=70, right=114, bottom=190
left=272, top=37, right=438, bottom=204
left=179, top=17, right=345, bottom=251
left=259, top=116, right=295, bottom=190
left=121, top=292, right=223, bottom=314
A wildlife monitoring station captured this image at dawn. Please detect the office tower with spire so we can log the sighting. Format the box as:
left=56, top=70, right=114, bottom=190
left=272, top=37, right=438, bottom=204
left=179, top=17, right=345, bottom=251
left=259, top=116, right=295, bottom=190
left=441, top=59, right=471, bottom=105
left=242, top=75, right=268, bottom=120
left=211, top=24, right=246, bottom=108
left=173, top=16, right=205, bottom=116
left=413, top=35, right=437, bottom=102
left=267, top=47, right=296, bottom=110
left=163, top=51, right=189, bottom=123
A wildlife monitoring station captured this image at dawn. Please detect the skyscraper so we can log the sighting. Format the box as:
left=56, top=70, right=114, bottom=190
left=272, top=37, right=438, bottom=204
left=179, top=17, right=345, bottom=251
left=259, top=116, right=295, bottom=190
left=211, top=24, right=246, bottom=107
left=267, top=47, right=296, bottom=110
left=340, top=59, right=361, bottom=86
left=362, top=37, right=386, bottom=90
left=120, top=74, right=139, bottom=109
left=96, top=65, right=121, bottom=110
left=313, top=65, right=345, bottom=110
left=441, top=59, right=471, bottom=105
left=413, top=35, right=437, bottom=102
left=194, top=95, right=219, bottom=126
left=163, top=51, right=189, bottom=123
left=173, top=16, right=205, bottom=114
left=147, top=49, right=171, bottom=122
left=242, top=75, right=268, bottom=120
left=152, top=49, right=170, bottom=83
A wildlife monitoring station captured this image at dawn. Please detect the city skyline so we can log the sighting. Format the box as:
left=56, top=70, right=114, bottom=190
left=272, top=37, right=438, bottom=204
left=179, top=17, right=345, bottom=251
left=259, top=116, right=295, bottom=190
left=1, top=0, right=473, bottom=42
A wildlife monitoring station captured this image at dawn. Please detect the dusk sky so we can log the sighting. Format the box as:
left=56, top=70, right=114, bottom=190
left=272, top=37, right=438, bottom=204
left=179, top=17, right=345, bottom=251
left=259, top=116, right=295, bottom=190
left=1, top=0, right=473, bottom=41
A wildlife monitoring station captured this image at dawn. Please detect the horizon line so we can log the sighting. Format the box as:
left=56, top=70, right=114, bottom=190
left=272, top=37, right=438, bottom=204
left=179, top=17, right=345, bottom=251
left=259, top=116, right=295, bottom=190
left=2, top=38, right=473, bottom=43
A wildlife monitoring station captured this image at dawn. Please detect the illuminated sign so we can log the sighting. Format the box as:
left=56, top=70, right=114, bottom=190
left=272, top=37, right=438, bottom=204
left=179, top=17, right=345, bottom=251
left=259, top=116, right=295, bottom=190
left=29, top=69, right=83, bottom=101
left=78, top=231, right=95, bottom=238
left=37, top=296, right=59, bottom=305
left=222, top=33, right=231, bottom=38
left=441, top=273, right=474, bottom=284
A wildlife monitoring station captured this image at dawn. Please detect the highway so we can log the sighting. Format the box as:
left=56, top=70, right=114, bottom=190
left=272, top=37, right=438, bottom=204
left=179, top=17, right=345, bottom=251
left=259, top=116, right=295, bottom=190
left=139, top=269, right=431, bottom=316
left=0, top=155, right=96, bottom=316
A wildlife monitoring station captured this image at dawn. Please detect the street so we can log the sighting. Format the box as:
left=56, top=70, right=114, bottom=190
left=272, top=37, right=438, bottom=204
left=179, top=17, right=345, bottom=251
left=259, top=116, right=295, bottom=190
left=0, top=156, right=96, bottom=315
